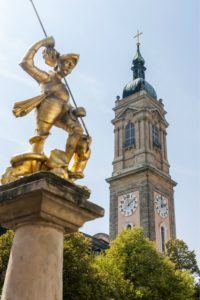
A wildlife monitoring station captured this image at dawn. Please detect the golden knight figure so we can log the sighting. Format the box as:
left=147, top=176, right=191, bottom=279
left=1, top=37, right=91, bottom=184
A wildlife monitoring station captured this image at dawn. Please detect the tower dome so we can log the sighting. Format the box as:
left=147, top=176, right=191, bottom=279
left=122, top=42, right=157, bottom=100
left=123, top=78, right=157, bottom=99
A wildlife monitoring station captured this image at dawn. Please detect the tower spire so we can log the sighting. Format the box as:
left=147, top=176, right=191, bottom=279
left=132, top=30, right=146, bottom=80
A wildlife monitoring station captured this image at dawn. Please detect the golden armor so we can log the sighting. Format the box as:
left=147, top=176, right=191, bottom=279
left=1, top=37, right=91, bottom=184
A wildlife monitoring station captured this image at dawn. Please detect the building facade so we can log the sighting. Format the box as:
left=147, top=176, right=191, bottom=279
left=107, top=41, right=176, bottom=252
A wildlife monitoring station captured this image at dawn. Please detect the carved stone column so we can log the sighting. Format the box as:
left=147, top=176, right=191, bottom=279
left=149, top=122, right=152, bottom=150
left=163, top=131, right=168, bottom=160
left=114, top=128, right=118, bottom=158
left=0, top=172, right=104, bottom=300
left=140, top=119, right=145, bottom=149
left=114, top=127, right=120, bottom=158
left=144, top=119, right=149, bottom=150
left=135, top=121, right=140, bottom=149
left=118, top=125, right=123, bottom=156
left=160, top=128, right=165, bottom=160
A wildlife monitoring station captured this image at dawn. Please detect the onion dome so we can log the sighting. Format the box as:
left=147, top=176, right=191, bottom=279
left=123, top=42, right=157, bottom=100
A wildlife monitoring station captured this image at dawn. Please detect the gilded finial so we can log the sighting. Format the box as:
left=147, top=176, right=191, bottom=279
left=133, top=30, right=143, bottom=46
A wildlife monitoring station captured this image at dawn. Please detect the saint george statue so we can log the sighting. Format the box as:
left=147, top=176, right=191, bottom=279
left=1, top=37, right=91, bottom=184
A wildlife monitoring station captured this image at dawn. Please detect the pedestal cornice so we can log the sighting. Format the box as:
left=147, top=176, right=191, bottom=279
left=0, top=172, right=104, bottom=232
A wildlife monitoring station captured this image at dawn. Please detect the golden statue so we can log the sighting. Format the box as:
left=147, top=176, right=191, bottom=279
left=1, top=37, right=91, bottom=184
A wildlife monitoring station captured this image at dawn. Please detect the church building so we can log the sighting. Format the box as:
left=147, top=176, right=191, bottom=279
left=106, top=36, right=177, bottom=252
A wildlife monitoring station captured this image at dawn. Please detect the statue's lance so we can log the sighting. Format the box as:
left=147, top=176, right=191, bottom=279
left=29, top=0, right=89, bottom=136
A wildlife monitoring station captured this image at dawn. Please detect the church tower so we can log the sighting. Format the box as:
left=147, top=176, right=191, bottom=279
left=107, top=36, right=176, bottom=252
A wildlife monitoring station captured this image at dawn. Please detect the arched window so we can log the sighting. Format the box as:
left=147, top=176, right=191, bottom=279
left=126, top=224, right=132, bottom=230
left=124, top=222, right=134, bottom=230
left=152, top=125, right=161, bottom=149
left=125, top=122, right=135, bottom=148
left=160, top=225, right=166, bottom=252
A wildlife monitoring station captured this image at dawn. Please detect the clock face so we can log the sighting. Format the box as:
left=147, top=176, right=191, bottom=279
left=119, top=192, right=138, bottom=217
left=155, top=194, right=169, bottom=218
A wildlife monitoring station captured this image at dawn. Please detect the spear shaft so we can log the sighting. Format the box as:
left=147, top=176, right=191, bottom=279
left=29, top=0, right=89, bottom=136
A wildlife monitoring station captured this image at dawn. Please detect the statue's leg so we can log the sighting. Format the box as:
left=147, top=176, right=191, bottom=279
left=30, top=120, right=52, bottom=153
left=31, top=136, right=46, bottom=154
left=70, top=135, right=91, bottom=179
left=70, top=153, right=90, bottom=179
left=31, top=98, right=64, bottom=153
left=45, top=123, right=83, bottom=180
left=54, top=104, right=85, bottom=176
left=65, top=125, right=83, bottom=164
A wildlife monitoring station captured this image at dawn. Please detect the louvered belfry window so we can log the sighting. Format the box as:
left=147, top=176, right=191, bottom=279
left=125, top=122, right=135, bottom=148
left=152, top=125, right=161, bottom=149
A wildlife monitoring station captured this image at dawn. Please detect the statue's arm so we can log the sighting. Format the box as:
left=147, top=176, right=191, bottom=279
left=19, top=37, right=55, bottom=83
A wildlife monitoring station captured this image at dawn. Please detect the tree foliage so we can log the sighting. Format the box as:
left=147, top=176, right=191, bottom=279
left=166, top=239, right=200, bottom=300
left=95, top=228, right=195, bottom=300
left=0, top=230, right=14, bottom=293
left=63, top=232, right=105, bottom=300
left=166, top=239, right=200, bottom=276
left=0, top=229, right=197, bottom=299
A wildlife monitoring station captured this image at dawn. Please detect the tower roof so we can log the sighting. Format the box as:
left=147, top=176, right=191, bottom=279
left=122, top=35, right=157, bottom=100
left=133, top=43, right=145, bottom=65
left=123, top=78, right=157, bottom=99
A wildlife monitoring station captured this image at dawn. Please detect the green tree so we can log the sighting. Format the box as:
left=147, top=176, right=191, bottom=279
left=166, top=239, right=200, bottom=276
left=166, top=239, right=200, bottom=299
left=0, top=229, right=197, bottom=300
left=63, top=232, right=106, bottom=300
left=194, top=282, right=200, bottom=299
left=95, top=228, right=195, bottom=300
left=0, top=230, right=14, bottom=293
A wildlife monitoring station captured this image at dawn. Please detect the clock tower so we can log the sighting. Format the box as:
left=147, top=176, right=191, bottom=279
left=106, top=38, right=176, bottom=252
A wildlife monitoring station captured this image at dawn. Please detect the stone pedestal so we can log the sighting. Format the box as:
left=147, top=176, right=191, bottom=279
left=0, top=172, right=104, bottom=300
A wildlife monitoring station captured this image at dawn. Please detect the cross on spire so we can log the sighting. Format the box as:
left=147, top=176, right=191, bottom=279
left=134, top=30, right=143, bottom=45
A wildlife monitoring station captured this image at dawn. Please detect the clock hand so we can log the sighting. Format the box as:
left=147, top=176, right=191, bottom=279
left=128, top=199, right=133, bottom=206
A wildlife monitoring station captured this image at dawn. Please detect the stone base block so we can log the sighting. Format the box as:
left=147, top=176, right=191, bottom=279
left=1, top=224, right=63, bottom=300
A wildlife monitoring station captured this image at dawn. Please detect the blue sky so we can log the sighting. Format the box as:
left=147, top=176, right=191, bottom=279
left=0, top=0, right=199, bottom=262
